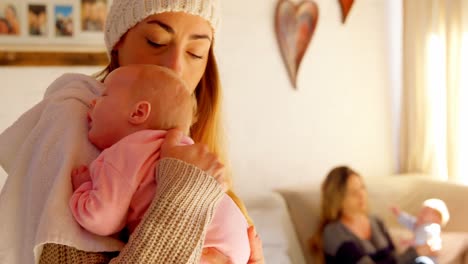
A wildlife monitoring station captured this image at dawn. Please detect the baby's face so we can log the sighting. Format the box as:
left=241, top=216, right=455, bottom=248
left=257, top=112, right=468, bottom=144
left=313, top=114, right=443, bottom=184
left=417, top=206, right=442, bottom=225
left=87, top=71, right=134, bottom=149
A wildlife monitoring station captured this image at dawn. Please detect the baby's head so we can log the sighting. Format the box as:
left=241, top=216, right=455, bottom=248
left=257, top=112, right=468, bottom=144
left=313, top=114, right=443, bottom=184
left=417, top=198, right=450, bottom=227
left=120, top=65, right=194, bottom=133
left=88, top=64, right=194, bottom=149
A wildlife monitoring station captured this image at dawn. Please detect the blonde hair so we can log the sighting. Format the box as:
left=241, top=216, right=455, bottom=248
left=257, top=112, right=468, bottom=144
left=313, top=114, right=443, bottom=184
left=95, top=47, right=253, bottom=225
left=309, top=166, right=360, bottom=263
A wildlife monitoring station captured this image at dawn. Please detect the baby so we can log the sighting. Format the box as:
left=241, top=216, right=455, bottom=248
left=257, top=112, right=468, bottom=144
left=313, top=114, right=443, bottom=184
left=69, top=64, right=250, bottom=264
left=392, top=198, right=450, bottom=263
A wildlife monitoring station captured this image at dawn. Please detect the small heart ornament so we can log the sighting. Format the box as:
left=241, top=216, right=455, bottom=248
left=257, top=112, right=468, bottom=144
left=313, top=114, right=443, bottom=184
left=339, top=0, right=354, bottom=23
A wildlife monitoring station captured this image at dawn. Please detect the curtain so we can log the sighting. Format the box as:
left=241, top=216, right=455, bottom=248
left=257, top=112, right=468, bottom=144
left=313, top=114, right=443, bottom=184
left=401, top=0, right=468, bottom=182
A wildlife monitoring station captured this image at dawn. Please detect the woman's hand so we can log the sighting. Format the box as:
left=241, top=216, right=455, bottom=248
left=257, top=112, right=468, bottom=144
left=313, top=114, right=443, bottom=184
left=161, top=129, right=227, bottom=191
left=201, top=247, right=231, bottom=264
left=247, top=226, right=265, bottom=264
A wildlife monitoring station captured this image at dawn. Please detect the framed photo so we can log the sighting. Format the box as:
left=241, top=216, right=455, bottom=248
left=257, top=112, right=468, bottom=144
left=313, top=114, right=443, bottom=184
left=55, top=4, right=74, bottom=37
left=81, top=0, right=107, bottom=32
left=0, top=2, right=21, bottom=35
left=0, top=0, right=110, bottom=65
left=28, top=4, right=48, bottom=37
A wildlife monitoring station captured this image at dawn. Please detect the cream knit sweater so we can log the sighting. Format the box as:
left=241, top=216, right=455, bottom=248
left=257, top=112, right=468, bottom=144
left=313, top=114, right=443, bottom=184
left=39, top=158, right=224, bottom=264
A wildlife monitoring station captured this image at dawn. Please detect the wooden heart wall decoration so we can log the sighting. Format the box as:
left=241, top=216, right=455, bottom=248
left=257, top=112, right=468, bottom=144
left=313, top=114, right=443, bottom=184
left=275, top=0, right=318, bottom=89
left=339, top=0, right=354, bottom=23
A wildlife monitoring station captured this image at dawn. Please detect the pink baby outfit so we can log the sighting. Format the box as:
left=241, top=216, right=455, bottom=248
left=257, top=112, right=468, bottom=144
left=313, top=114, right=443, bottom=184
left=70, top=130, right=250, bottom=264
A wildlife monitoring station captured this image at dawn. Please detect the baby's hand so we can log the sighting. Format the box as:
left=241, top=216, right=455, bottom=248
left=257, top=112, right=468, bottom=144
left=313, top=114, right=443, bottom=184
left=390, top=206, right=401, bottom=216
left=71, top=165, right=91, bottom=191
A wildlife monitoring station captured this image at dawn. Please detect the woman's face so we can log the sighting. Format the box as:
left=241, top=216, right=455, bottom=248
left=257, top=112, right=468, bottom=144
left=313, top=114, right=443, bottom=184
left=116, top=12, right=212, bottom=93
left=341, top=174, right=368, bottom=216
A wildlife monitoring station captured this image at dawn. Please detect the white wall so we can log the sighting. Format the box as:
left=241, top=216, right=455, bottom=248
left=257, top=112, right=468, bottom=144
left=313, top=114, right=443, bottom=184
left=0, top=0, right=402, bottom=196
left=218, top=0, right=400, bottom=196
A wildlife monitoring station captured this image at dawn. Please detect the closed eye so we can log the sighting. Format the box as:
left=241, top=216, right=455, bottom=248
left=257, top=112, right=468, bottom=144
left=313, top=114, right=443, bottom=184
left=188, top=52, right=203, bottom=59
left=147, top=39, right=164, bottom=48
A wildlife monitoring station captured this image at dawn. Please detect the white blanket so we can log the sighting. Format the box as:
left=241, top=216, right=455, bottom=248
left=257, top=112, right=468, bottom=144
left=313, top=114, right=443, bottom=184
left=0, top=73, right=125, bottom=264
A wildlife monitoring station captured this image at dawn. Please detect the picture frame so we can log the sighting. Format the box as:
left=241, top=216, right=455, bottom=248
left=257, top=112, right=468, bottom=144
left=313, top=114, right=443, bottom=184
left=0, top=0, right=110, bottom=65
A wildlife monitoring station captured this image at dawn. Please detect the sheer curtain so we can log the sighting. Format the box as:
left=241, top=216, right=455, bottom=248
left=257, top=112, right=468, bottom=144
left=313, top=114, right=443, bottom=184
left=401, top=0, right=468, bottom=182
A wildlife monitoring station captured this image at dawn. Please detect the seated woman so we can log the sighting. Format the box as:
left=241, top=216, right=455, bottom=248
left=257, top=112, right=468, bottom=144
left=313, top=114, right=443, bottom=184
left=309, top=166, right=437, bottom=264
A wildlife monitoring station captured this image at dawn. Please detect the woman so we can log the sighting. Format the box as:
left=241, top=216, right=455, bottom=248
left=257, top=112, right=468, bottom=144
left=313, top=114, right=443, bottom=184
left=310, top=166, right=436, bottom=264
left=4, top=5, right=20, bottom=35
left=33, top=0, right=264, bottom=262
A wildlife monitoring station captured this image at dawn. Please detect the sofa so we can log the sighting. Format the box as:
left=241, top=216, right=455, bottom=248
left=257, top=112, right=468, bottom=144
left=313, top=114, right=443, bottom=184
left=245, top=174, right=468, bottom=264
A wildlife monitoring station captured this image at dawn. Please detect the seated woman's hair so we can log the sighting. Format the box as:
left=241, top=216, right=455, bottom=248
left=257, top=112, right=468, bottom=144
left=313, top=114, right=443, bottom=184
left=309, top=166, right=360, bottom=261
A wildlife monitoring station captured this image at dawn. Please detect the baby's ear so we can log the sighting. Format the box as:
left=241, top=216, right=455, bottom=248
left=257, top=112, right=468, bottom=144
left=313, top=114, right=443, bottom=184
left=128, top=101, right=151, bottom=125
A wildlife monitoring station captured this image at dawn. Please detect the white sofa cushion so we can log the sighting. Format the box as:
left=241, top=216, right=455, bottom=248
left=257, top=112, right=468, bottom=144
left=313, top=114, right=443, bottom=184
left=277, top=185, right=319, bottom=263
left=244, top=192, right=307, bottom=264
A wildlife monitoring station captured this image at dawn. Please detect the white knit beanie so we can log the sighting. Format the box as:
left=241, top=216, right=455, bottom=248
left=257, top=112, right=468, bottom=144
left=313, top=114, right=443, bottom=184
left=105, top=0, right=220, bottom=55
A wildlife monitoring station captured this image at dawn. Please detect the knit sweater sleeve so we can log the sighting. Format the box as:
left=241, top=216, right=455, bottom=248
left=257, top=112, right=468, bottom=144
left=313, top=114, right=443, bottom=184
left=110, top=157, right=224, bottom=263
left=39, top=158, right=224, bottom=264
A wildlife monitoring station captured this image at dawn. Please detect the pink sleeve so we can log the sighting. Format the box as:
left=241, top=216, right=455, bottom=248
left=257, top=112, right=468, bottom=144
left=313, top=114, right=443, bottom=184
left=201, top=194, right=251, bottom=264
left=69, top=159, right=134, bottom=236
